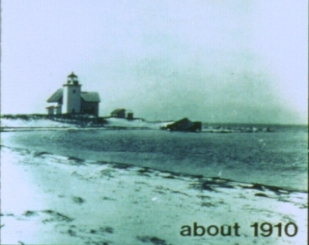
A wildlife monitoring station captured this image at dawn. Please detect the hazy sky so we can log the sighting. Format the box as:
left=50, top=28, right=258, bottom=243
left=2, top=0, right=308, bottom=123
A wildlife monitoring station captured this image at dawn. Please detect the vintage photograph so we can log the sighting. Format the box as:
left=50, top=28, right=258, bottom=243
left=1, top=0, right=307, bottom=244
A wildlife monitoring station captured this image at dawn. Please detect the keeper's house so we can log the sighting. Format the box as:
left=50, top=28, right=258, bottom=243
left=46, top=72, right=100, bottom=117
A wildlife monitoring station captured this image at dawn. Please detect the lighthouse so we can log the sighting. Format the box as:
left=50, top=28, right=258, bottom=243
left=62, top=72, right=81, bottom=114
left=47, top=72, right=101, bottom=116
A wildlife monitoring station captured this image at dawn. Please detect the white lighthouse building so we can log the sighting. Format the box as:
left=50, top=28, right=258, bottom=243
left=62, top=72, right=82, bottom=114
left=47, top=72, right=100, bottom=117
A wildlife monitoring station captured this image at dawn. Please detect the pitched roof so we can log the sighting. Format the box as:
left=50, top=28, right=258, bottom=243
left=47, top=88, right=63, bottom=102
left=81, top=92, right=100, bottom=102
left=167, top=118, right=193, bottom=130
left=111, top=108, right=126, bottom=114
left=68, top=72, right=77, bottom=78
left=47, top=89, right=100, bottom=103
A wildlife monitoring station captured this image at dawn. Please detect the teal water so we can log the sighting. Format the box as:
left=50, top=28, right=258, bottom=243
left=1, top=125, right=307, bottom=191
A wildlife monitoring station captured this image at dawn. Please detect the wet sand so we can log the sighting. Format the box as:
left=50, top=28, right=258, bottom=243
left=1, top=145, right=307, bottom=245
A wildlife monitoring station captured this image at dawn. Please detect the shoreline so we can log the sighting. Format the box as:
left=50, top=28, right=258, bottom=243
left=1, top=145, right=307, bottom=244
left=2, top=117, right=303, bottom=133
left=1, top=145, right=306, bottom=194
left=1, top=128, right=307, bottom=192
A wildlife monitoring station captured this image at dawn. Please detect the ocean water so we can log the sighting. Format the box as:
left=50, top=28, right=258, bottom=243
left=1, top=125, right=307, bottom=191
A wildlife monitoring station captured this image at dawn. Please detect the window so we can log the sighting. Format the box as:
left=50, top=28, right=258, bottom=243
left=72, top=89, right=76, bottom=94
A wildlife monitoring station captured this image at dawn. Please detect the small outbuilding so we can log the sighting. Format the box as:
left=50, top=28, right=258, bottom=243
left=111, top=109, right=126, bottom=118
left=127, top=112, right=134, bottom=120
left=110, top=109, right=134, bottom=119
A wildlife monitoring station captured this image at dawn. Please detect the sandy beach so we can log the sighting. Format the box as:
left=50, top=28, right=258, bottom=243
left=1, top=143, right=307, bottom=245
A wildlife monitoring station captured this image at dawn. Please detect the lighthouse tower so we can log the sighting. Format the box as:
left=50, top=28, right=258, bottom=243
left=62, top=72, right=81, bottom=114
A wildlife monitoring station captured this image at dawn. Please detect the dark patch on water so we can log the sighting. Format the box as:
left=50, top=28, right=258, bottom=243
left=191, top=174, right=204, bottom=179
